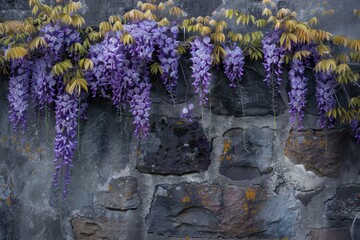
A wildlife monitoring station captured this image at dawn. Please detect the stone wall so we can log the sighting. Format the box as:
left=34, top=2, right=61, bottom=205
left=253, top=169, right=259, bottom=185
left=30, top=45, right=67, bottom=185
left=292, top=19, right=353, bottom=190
left=1, top=0, right=360, bottom=240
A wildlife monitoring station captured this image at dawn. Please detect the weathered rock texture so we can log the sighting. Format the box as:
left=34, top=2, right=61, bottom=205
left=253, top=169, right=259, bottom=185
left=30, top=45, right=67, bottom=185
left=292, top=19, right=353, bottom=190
left=136, top=117, right=211, bottom=175
left=285, top=129, right=349, bottom=177
left=1, top=0, right=360, bottom=240
left=95, top=176, right=140, bottom=210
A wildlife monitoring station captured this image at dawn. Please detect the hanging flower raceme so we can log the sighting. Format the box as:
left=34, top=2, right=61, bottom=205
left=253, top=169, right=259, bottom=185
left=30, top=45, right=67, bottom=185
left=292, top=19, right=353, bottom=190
left=155, top=26, right=180, bottom=101
left=8, top=59, right=31, bottom=133
left=351, top=119, right=360, bottom=143
left=30, top=58, right=56, bottom=111
left=181, top=103, right=194, bottom=122
left=315, top=71, right=337, bottom=128
left=288, top=59, right=308, bottom=129
left=41, top=23, right=81, bottom=61
left=223, top=45, right=245, bottom=87
left=53, top=93, right=79, bottom=198
left=190, top=36, right=213, bottom=105
left=88, top=20, right=180, bottom=138
left=262, top=30, right=285, bottom=92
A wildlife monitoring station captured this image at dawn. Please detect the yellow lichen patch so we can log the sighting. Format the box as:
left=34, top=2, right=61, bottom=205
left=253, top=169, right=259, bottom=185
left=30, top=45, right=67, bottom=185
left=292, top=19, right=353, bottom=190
left=108, top=183, right=113, bottom=192
left=182, top=195, right=191, bottom=203
left=245, top=188, right=256, bottom=201
left=24, top=143, right=32, bottom=153
left=243, top=202, right=249, bottom=213
left=225, top=155, right=232, bottom=161
left=223, top=139, right=231, bottom=153
left=5, top=196, right=11, bottom=206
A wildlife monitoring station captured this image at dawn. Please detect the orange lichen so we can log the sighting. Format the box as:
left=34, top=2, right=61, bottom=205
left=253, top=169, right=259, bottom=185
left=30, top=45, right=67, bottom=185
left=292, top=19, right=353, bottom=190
left=5, top=196, right=11, bottom=206
left=223, top=139, right=231, bottom=153
left=182, top=195, right=191, bottom=203
left=245, top=188, right=256, bottom=201
left=243, top=202, right=249, bottom=213
left=24, top=143, right=31, bottom=153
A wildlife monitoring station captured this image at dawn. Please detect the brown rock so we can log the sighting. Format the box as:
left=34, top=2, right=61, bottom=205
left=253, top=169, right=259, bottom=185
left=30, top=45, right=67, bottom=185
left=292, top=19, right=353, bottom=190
left=146, top=183, right=268, bottom=238
left=308, top=228, right=350, bottom=240
left=95, top=176, right=140, bottom=210
left=71, top=216, right=126, bottom=240
left=285, top=129, right=349, bottom=177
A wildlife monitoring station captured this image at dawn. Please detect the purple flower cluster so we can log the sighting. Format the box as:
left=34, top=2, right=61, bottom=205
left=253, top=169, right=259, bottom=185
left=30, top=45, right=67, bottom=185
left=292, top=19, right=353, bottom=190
left=155, top=26, right=180, bottom=101
left=180, top=103, right=194, bottom=122
left=262, top=30, right=285, bottom=92
left=190, top=36, right=213, bottom=105
left=88, top=20, right=179, bottom=138
left=223, top=45, right=245, bottom=87
left=315, top=71, right=337, bottom=128
left=288, top=59, right=308, bottom=129
left=351, top=119, right=360, bottom=143
left=130, top=81, right=151, bottom=138
left=41, top=23, right=81, bottom=61
left=30, top=58, right=56, bottom=111
left=53, top=93, right=79, bottom=198
left=8, top=59, right=31, bottom=133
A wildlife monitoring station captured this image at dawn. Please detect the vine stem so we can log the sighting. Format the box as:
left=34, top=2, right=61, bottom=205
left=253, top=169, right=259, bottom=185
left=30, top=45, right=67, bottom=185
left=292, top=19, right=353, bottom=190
left=271, top=69, right=278, bottom=138
left=179, top=60, right=189, bottom=103
left=45, top=104, right=51, bottom=145
left=236, top=79, right=249, bottom=153
left=77, top=97, right=81, bottom=161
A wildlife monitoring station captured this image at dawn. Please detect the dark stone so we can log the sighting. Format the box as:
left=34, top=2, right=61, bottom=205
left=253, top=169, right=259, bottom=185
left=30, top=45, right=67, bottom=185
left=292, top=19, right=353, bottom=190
left=308, top=228, right=351, bottom=240
left=220, top=127, right=274, bottom=180
left=296, top=187, right=325, bottom=207
left=176, top=0, right=222, bottom=17
left=325, top=185, right=360, bottom=221
left=147, top=183, right=296, bottom=238
left=210, top=62, right=287, bottom=117
left=136, top=117, right=211, bottom=175
left=71, top=216, right=126, bottom=240
left=95, top=176, right=140, bottom=211
left=151, top=57, right=194, bottom=105
left=285, top=129, right=349, bottom=177
left=0, top=203, right=19, bottom=240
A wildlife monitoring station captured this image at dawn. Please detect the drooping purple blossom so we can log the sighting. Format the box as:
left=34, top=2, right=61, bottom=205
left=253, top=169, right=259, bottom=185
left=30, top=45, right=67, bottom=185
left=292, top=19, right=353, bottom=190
left=8, top=59, right=31, bottom=133
left=155, top=26, right=180, bottom=102
left=87, top=20, right=180, bottom=138
left=180, top=103, right=194, bottom=122
left=351, top=119, right=360, bottom=143
left=262, top=30, right=285, bottom=92
left=315, top=71, right=337, bottom=128
left=53, top=93, right=79, bottom=198
left=30, top=58, right=56, bottom=110
left=288, top=59, right=308, bottom=129
left=41, top=23, right=81, bottom=61
left=223, top=45, right=245, bottom=87
left=190, top=36, right=213, bottom=105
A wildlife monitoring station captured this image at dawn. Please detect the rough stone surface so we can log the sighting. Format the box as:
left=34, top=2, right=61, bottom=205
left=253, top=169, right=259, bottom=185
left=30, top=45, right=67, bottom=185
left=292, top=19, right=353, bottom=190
left=95, top=176, right=140, bottom=211
left=147, top=183, right=298, bottom=238
left=210, top=62, right=287, bottom=117
left=71, top=216, right=126, bottom=240
left=308, top=228, right=351, bottom=240
left=136, top=117, right=211, bottom=175
left=325, top=185, right=360, bottom=221
left=220, top=127, right=274, bottom=180
left=296, top=187, right=324, bottom=207
left=285, top=129, right=349, bottom=177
